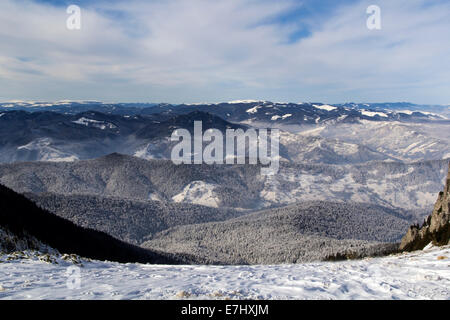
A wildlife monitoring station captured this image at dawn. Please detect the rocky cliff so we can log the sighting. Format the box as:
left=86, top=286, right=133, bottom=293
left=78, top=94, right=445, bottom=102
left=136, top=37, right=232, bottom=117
left=400, top=162, right=450, bottom=251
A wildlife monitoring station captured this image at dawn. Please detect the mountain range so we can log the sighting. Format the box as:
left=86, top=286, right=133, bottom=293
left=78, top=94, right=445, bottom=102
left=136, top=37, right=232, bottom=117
left=0, top=153, right=447, bottom=214
left=1, top=101, right=449, bottom=164
left=0, top=99, right=449, bottom=265
left=1, top=100, right=449, bottom=121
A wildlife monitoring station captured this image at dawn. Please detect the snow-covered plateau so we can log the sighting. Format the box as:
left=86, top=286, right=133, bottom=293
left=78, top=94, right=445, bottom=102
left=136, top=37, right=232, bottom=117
left=0, top=245, right=449, bottom=300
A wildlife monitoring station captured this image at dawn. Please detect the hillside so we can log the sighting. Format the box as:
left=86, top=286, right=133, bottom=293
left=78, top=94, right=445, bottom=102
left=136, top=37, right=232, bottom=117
left=0, top=154, right=447, bottom=212
left=25, top=192, right=241, bottom=245
left=0, top=184, right=192, bottom=264
left=143, top=201, right=406, bottom=264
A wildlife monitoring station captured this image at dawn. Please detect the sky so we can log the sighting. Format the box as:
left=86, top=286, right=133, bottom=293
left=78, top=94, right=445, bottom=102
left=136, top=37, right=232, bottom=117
left=0, top=0, right=449, bottom=104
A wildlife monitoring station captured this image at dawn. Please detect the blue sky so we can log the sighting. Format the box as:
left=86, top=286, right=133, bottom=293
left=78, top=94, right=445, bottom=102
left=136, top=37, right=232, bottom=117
left=0, top=0, right=449, bottom=104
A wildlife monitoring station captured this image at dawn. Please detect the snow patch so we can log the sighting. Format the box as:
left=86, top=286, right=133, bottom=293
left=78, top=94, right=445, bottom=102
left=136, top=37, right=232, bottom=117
left=172, top=181, right=220, bottom=208
left=148, top=192, right=163, bottom=202
left=134, top=146, right=155, bottom=160
left=313, top=104, right=337, bottom=111
left=361, top=110, right=388, bottom=118
left=415, top=191, right=437, bottom=208
left=229, top=100, right=263, bottom=104
left=72, top=117, right=116, bottom=130
left=271, top=115, right=282, bottom=121
left=16, top=138, right=78, bottom=162
left=269, top=113, right=291, bottom=121
left=246, top=106, right=260, bottom=114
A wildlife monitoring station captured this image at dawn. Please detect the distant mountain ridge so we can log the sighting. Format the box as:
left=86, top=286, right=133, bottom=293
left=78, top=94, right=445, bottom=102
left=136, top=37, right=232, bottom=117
left=1, top=106, right=449, bottom=163
left=1, top=100, right=448, bottom=121
left=0, top=110, right=244, bottom=163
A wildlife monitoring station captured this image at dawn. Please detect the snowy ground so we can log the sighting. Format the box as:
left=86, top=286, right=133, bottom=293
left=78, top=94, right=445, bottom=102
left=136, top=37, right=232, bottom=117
left=0, top=245, right=449, bottom=300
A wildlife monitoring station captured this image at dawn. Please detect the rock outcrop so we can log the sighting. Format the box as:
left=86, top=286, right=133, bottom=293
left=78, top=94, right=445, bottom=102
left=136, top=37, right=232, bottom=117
left=400, top=162, right=450, bottom=251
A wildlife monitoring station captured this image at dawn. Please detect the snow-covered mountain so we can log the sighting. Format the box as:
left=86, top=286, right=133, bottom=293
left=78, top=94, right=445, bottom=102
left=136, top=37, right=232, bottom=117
left=0, top=101, right=158, bottom=115
left=336, top=102, right=450, bottom=119
left=0, top=106, right=449, bottom=163
left=1, top=100, right=449, bottom=301
left=296, top=120, right=450, bottom=162
left=1, top=154, right=447, bottom=213
left=1, top=100, right=448, bottom=121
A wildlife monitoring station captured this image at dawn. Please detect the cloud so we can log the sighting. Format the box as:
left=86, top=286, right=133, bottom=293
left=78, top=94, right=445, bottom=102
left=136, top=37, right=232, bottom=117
left=0, top=0, right=449, bottom=104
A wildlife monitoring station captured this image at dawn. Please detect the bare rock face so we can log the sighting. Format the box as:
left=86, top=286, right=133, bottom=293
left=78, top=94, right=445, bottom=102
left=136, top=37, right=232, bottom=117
left=400, top=162, right=450, bottom=251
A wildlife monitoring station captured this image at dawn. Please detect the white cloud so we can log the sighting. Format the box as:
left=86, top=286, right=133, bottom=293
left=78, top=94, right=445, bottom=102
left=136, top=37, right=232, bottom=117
left=0, top=0, right=449, bottom=104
